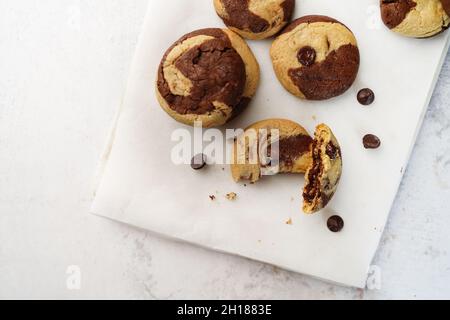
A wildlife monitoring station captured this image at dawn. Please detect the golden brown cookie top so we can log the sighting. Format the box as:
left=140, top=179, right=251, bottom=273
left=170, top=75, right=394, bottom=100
left=214, top=0, right=295, bottom=40
left=380, top=0, right=450, bottom=38
left=271, top=15, right=360, bottom=100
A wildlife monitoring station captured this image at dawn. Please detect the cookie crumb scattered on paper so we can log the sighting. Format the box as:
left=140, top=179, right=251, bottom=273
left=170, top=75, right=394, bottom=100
left=286, top=218, right=293, bottom=225
left=209, top=195, right=216, bottom=201
left=226, top=192, right=237, bottom=201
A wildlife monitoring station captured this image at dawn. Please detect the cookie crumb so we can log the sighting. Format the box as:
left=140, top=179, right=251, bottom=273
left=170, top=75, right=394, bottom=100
left=226, top=192, right=237, bottom=201
left=286, top=218, right=293, bottom=225
left=244, top=184, right=247, bottom=187
left=209, top=195, right=216, bottom=201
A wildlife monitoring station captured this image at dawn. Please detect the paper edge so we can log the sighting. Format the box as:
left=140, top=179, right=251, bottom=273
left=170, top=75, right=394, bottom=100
left=363, top=32, right=450, bottom=281
left=91, top=211, right=367, bottom=288
left=90, top=4, right=450, bottom=289
left=90, top=3, right=151, bottom=201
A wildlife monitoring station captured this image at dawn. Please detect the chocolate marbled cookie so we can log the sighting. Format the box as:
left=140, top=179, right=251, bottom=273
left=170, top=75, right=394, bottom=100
left=270, top=15, right=360, bottom=101
left=231, top=119, right=342, bottom=214
left=156, top=28, right=259, bottom=128
left=381, top=0, right=450, bottom=38
left=214, top=0, right=295, bottom=40
left=303, top=124, right=342, bottom=214
left=231, top=119, right=313, bottom=183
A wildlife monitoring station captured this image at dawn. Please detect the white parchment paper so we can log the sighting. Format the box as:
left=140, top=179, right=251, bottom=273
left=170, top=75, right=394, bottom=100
left=91, top=0, right=450, bottom=287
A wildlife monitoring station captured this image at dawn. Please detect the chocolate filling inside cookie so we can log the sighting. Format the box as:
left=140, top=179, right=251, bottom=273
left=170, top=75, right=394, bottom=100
left=261, top=133, right=312, bottom=169
left=380, top=0, right=417, bottom=29
left=325, top=141, right=341, bottom=160
left=288, top=44, right=360, bottom=101
left=157, top=30, right=246, bottom=116
left=278, top=134, right=313, bottom=169
left=303, top=139, right=324, bottom=204
left=303, top=126, right=342, bottom=213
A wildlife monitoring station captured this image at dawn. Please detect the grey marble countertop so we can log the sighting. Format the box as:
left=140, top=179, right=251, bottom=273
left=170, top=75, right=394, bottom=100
left=1, top=0, right=449, bottom=299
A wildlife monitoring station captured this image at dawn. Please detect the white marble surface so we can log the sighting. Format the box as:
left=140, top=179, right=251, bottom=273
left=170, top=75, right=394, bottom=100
left=1, top=0, right=449, bottom=299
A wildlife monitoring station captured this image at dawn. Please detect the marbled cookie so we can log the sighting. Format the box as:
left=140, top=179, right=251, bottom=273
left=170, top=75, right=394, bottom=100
left=231, top=119, right=313, bottom=183
left=303, top=124, right=342, bottom=214
left=156, top=28, right=259, bottom=128
left=214, top=0, right=295, bottom=40
left=270, top=15, right=360, bottom=100
left=381, top=0, right=450, bottom=38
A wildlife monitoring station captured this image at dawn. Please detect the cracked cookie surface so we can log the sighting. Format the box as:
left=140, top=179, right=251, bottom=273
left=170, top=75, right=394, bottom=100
left=156, top=28, right=259, bottom=127
left=214, top=0, right=295, bottom=40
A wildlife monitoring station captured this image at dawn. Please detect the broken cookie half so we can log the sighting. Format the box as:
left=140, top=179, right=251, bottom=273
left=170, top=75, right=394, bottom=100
left=231, top=119, right=342, bottom=214
left=302, top=124, right=342, bottom=214
left=231, top=119, right=313, bottom=183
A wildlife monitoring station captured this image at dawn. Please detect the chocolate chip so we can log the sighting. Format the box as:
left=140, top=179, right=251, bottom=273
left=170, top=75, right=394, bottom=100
left=297, top=46, right=316, bottom=66
left=325, top=142, right=339, bottom=160
left=363, top=134, right=381, bottom=149
left=327, top=215, right=344, bottom=232
left=191, top=154, right=207, bottom=170
left=357, top=88, right=375, bottom=105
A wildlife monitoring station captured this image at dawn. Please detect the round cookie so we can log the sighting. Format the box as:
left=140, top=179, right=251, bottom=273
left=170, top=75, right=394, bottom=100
left=214, top=0, right=295, bottom=40
left=156, top=28, right=260, bottom=128
left=303, top=124, right=342, bottom=214
left=380, top=0, right=450, bottom=38
left=270, top=15, right=360, bottom=101
left=231, top=119, right=313, bottom=183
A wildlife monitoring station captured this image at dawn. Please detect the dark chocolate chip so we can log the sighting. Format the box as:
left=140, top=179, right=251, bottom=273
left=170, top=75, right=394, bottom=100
left=325, top=142, right=339, bottom=160
left=357, top=88, right=375, bottom=105
left=297, top=46, right=316, bottom=67
left=191, top=154, right=207, bottom=170
left=327, top=215, right=344, bottom=233
left=363, top=134, right=381, bottom=149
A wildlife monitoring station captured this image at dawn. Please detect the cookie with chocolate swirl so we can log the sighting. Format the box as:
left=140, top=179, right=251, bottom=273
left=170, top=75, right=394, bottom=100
left=156, top=28, right=259, bottom=127
left=270, top=15, right=360, bottom=101
left=380, top=0, right=450, bottom=38
left=214, top=0, right=295, bottom=40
